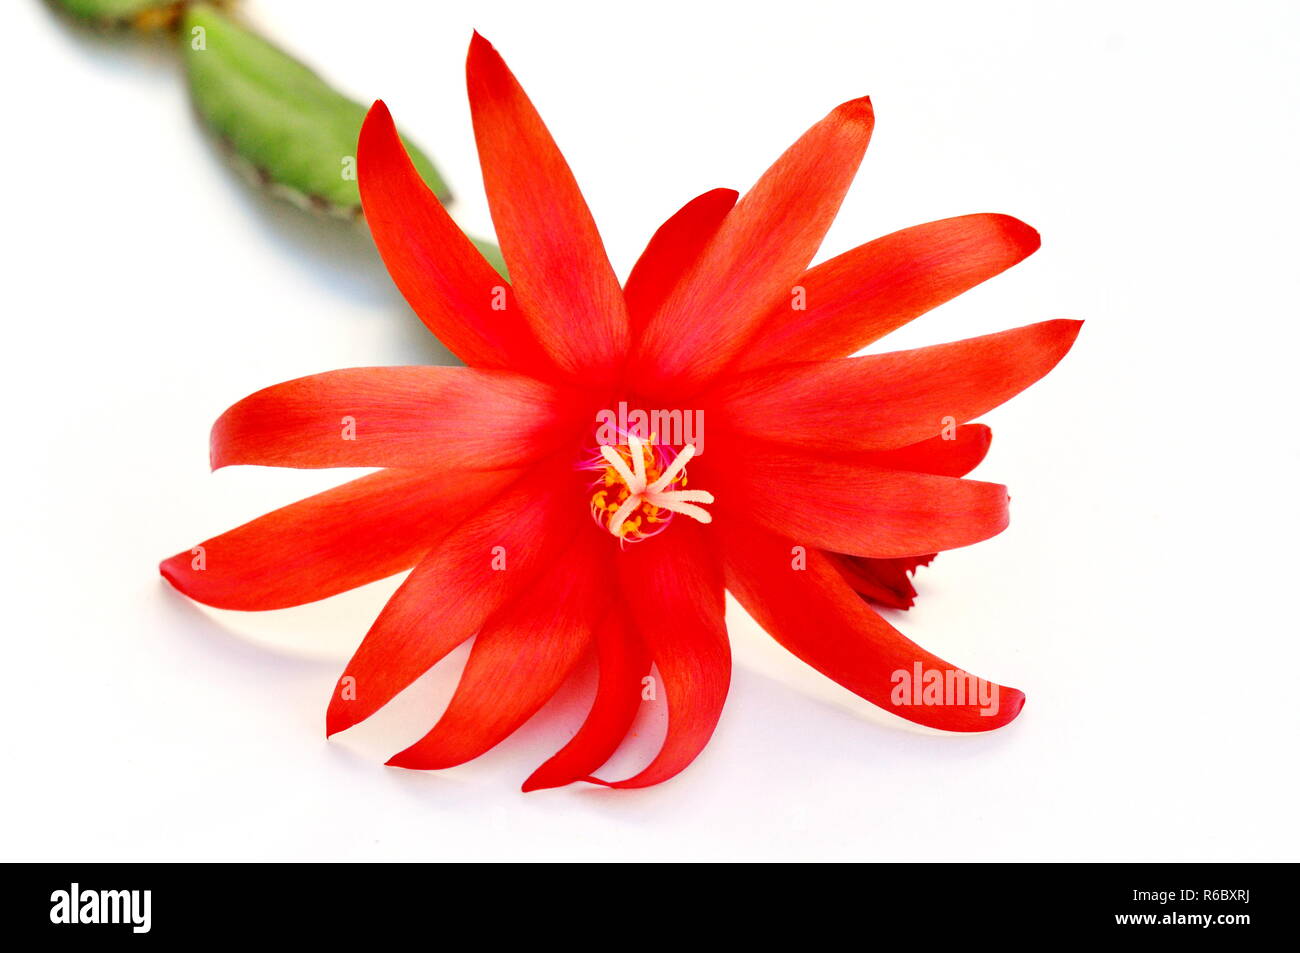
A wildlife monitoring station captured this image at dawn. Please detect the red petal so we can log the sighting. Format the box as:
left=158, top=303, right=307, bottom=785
left=358, top=101, right=552, bottom=377
left=159, top=467, right=521, bottom=611
left=711, top=438, right=1009, bottom=558
left=387, top=529, right=609, bottom=770
left=467, top=34, right=629, bottom=385
left=829, top=552, right=934, bottom=610
left=630, top=98, right=875, bottom=396
left=733, top=214, right=1041, bottom=372
left=832, top=426, right=982, bottom=608
left=210, top=366, right=579, bottom=471
left=325, top=464, right=584, bottom=736
left=826, top=428, right=987, bottom=611
left=587, top=522, right=729, bottom=788
left=521, top=613, right=651, bottom=792
left=713, top=320, right=1082, bottom=452
left=723, top=522, right=1025, bottom=731
left=623, top=188, right=738, bottom=338
left=860, top=424, right=992, bottom=477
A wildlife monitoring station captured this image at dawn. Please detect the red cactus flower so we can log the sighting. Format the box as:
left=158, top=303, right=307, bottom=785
left=161, top=33, right=1080, bottom=790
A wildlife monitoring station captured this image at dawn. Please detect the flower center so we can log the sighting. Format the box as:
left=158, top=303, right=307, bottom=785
left=582, top=432, right=714, bottom=542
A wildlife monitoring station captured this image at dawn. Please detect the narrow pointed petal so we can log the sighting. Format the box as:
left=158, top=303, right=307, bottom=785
left=713, top=438, right=1008, bottom=558
left=387, top=531, right=609, bottom=770
left=623, top=188, right=738, bottom=337
left=522, top=614, right=651, bottom=792
left=630, top=98, right=875, bottom=396
left=326, top=464, right=584, bottom=736
left=823, top=428, right=987, bottom=612
left=723, top=522, right=1025, bottom=731
left=860, top=424, right=992, bottom=478
left=467, top=33, right=629, bottom=384
left=211, top=366, right=580, bottom=470
left=160, top=467, right=521, bottom=611
left=733, top=214, right=1041, bottom=371
left=588, top=522, right=728, bottom=788
left=713, top=320, right=1082, bottom=452
left=358, top=101, right=552, bottom=376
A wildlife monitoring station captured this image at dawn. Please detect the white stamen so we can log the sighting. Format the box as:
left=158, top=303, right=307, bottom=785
left=605, top=442, right=713, bottom=537
left=648, top=443, right=696, bottom=493
left=645, top=494, right=714, bottom=524
left=628, top=432, right=647, bottom=491
left=651, top=489, right=714, bottom=505
left=607, top=494, right=643, bottom=536
left=600, top=444, right=642, bottom=494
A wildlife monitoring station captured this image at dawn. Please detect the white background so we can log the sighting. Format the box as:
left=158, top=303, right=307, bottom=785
left=3, top=0, right=1297, bottom=861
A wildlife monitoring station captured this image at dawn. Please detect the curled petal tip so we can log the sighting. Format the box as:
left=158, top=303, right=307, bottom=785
left=325, top=703, right=354, bottom=739
left=975, top=687, right=1026, bottom=730
left=823, top=96, right=875, bottom=142
left=384, top=740, right=444, bottom=769
left=1005, top=688, right=1026, bottom=721
left=363, top=99, right=393, bottom=130
left=384, top=751, right=423, bottom=769
left=970, top=213, right=1041, bottom=258
left=158, top=555, right=196, bottom=597
left=520, top=766, right=563, bottom=793
left=838, top=95, right=874, bottom=122
left=999, top=214, right=1042, bottom=252
left=1049, top=318, right=1085, bottom=351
